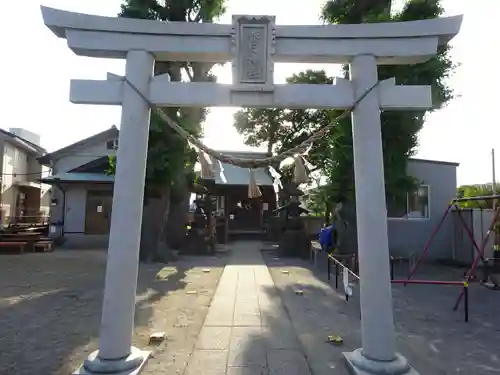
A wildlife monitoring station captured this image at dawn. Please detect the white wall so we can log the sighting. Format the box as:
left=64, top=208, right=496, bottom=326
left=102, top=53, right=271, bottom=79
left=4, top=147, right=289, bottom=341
left=1, top=142, right=52, bottom=222
left=4, top=142, right=29, bottom=182
left=387, top=159, right=458, bottom=259
left=53, top=138, right=117, bottom=174
left=48, top=136, right=117, bottom=235
left=52, top=183, right=113, bottom=234
left=40, top=165, right=52, bottom=216
left=1, top=142, right=29, bottom=219
left=63, top=187, right=87, bottom=233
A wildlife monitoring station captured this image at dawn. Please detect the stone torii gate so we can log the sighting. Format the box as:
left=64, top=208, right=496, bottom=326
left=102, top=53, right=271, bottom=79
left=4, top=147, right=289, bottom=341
left=41, top=6, right=461, bottom=375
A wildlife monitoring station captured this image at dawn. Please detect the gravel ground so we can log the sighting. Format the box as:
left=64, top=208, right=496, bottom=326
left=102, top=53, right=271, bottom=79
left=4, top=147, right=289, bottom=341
left=0, top=250, right=226, bottom=375
left=263, top=250, right=500, bottom=375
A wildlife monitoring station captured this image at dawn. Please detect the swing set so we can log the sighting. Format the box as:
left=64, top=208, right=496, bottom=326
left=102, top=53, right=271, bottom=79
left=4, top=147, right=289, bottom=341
left=310, top=195, right=500, bottom=322
left=406, top=194, right=500, bottom=311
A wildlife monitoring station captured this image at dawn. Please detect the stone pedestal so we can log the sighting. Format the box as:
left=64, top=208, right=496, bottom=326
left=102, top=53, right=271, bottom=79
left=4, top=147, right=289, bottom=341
left=279, top=228, right=309, bottom=258
left=73, top=348, right=150, bottom=375
left=182, top=229, right=209, bottom=255
left=344, top=349, right=418, bottom=375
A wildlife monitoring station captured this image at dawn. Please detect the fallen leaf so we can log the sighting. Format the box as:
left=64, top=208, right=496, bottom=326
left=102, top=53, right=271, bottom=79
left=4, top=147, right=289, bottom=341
left=149, top=332, right=166, bottom=345
left=156, top=267, right=178, bottom=280
left=326, top=335, right=343, bottom=345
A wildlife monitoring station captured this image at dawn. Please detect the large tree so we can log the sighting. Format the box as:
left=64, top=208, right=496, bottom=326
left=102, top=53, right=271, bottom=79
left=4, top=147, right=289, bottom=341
left=321, top=0, right=455, bottom=204
left=234, top=0, right=456, bottom=253
left=234, top=70, right=338, bottom=175
left=117, top=0, right=226, bottom=262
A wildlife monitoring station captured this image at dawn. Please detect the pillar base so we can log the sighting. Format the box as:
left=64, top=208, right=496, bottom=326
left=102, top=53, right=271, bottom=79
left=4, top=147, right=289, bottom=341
left=73, top=347, right=150, bottom=375
left=343, top=349, right=419, bottom=375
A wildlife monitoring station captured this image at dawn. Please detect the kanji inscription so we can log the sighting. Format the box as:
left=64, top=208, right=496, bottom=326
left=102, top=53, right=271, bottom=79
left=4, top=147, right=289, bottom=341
left=232, top=15, right=275, bottom=90
left=239, top=25, right=267, bottom=83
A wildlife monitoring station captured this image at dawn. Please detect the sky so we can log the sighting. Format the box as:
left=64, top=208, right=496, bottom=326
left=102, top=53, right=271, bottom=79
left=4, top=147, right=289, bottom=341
left=1, top=0, right=498, bottom=186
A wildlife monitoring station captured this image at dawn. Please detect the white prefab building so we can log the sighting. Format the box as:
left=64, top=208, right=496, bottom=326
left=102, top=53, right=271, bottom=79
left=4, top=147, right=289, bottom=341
left=41, top=6, right=462, bottom=375
left=38, top=127, right=117, bottom=249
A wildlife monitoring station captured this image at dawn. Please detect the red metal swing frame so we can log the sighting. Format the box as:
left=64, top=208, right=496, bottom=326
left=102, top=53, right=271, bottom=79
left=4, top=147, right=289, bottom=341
left=405, top=194, right=500, bottom=310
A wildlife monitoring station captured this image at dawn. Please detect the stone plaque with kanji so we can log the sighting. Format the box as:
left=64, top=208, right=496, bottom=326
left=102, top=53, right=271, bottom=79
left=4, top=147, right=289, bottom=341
left=231, top=15, right=275, bottom=91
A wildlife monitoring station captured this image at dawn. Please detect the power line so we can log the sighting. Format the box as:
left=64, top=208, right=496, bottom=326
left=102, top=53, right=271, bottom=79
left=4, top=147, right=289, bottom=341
left=0, top=171, right=52, bottom=177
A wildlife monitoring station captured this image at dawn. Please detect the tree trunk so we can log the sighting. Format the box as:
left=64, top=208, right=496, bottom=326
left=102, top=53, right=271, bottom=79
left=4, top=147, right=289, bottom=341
left=165, top=189, right=190, bottom=249
left=139, top=187, right=178, bottom=263
left=267, top=142, right=273, bottom=155
left=155, top=187, right=179, bottom=262
left=336, top=200, right=358, bottom=256
left=138, top=61, right=180, bottom=263
left=164, top=62, right=210, bottom=248
left=140, top=188, right=168, bottom=262
left=324, top=202, right=332, bottom=226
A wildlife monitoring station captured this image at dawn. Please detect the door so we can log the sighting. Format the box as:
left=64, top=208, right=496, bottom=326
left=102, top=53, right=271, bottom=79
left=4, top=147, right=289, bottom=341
left=84, top=190, right=113, bottom=235
left=227, top=196, right=263, bottom=231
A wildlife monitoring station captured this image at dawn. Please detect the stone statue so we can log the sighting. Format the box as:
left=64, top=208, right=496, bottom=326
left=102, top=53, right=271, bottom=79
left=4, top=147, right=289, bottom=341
left=182, top=194, right=214, bottom=255
left=192, top=198, right=208, bottom=229
left=274, top=184, right=310, bottom=258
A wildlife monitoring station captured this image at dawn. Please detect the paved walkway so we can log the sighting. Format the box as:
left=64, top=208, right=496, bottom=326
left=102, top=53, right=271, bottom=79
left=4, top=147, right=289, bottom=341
left=185, top=241, right=310, bottom=375
left=181, top=241, right=500, bottom=375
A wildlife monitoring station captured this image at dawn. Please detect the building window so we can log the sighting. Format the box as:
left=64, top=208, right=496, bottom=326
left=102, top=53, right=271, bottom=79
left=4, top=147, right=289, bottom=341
left=387, top=185, right=430, bottom=220
left=106, top=139, right=118, bottom=150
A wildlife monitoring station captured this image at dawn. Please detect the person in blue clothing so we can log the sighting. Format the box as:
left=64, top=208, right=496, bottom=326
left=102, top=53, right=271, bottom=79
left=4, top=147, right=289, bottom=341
left=318, top=223, right=338, bottom=254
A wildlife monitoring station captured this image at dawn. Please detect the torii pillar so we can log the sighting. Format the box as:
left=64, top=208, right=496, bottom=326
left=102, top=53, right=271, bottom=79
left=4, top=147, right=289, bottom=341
left=40, top=6, right=462, bottom=375
left=345, top=54, right=412, bottom=374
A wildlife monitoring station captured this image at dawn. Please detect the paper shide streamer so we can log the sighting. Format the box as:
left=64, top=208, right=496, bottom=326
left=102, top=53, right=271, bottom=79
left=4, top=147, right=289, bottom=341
left=196, top=146, right=315, bottom=198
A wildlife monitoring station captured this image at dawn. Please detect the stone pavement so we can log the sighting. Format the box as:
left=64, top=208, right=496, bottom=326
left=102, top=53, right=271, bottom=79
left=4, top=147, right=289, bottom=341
left=184, top=241, right=500, bottom=375
left=185, top=241, right=310, bottom=375
left=264, top=250, right=500, bottom=375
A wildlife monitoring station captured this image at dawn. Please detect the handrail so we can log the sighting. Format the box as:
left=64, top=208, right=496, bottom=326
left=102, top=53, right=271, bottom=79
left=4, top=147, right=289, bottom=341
left=316, top=251, right=469, bottom=322
left=328, top=254, right=360, bottom=280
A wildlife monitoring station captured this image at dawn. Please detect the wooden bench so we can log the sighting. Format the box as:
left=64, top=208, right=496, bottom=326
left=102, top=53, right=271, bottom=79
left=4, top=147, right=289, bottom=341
left=0, top=241, right=28, bottom=253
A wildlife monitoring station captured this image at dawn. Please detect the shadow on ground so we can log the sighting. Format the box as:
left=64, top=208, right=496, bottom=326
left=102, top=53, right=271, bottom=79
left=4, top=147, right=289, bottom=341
left=256, top=249, right=500, bottom=375
left=0, top=249, right=227, bottom=375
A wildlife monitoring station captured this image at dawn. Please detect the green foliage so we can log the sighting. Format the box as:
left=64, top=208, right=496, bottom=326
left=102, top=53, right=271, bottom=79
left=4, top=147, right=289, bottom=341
left=321, top=0, right=392, bottom=23
left=320, top=0, right=455, bottom=207
left=457, top=184, right=499, bottom=209
left=145, top=109, right=198, bottom=195
left=106, top=155, right=116, bottom=176
left=234, top=108, right=285, bottom=153
left=113, top=0, right=227, bottom=197
left=119, top=0, right=226, bottom=22
left=233, top=0, right=455, bottom=218
left=233, top=70, right=339, bottom=174
left=304, top=184, right=332, bottom=215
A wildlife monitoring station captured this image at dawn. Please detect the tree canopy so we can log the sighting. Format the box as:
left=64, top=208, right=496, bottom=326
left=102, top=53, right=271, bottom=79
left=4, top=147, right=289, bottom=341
left=118, top=0, right=226, bottom=197
left=112, top=0, right=227, bottom=261
left=233, top=0, right=456, bottom=221
left=457, top=184, right=499, bottom=209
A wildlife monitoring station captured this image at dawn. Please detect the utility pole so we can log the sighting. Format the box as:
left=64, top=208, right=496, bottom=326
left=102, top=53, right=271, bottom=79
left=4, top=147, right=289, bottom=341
left=493, top=148, right=497, bottom=209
